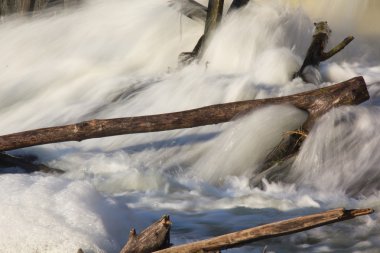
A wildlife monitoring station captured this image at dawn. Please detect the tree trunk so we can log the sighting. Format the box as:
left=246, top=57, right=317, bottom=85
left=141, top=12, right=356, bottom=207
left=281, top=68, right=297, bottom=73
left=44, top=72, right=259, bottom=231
left=179, top=0, right=224, bottom=65
left=0, top=76, right=368, bottom=152
left=178, top=0, right=250, bottom=65
left=293, top=21, right=354, bottom=82
left=203, top=0, right=224, bottom=42
left=120, top=215, right=171, bottom=253
left=154, top=208, right=373, bottom=253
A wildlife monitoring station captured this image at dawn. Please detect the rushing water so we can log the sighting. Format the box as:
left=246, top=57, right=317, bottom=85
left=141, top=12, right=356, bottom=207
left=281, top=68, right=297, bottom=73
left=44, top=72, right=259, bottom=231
left=0, top=0, right=380, bottom=252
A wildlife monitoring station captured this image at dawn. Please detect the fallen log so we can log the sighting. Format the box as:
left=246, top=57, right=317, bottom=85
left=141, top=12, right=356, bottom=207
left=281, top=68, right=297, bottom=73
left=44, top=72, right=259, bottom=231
left=293, top=21, right=354, bottom=82
left=0, top=76, right=368, bottom=152
left=0, top=152, right=64, bottom=174
left=153, top=208, right=373, bottom=253
left=120, top=215, right=171, bottom=253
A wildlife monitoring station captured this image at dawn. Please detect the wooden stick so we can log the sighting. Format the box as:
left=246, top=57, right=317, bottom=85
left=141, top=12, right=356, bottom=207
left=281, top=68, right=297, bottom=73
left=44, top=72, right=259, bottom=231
left=120, top=215, right=171, bottom=253
left=321, top=36, right=355, bottom=61
left=154, top=208, right=374, bottom=253
left=0, top=76, right=368, bottom=152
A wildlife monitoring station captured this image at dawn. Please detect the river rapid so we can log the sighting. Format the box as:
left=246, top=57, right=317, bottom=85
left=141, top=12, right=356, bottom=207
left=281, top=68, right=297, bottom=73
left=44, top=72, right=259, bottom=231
left=0, top=0, right=380, bottom=252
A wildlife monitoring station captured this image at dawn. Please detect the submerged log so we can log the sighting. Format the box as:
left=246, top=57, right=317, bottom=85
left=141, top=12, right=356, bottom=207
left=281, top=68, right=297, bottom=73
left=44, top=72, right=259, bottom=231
left=155, top=208, right=373, bottom=253
left=293, top=21, right=354, bottom=82
left=179, top=0, right=224, bottom=65
left=168, top=0, right=207, bottom=22
left=170, top=0, right=250, bottom=22
left=0, top=76, right=368, bottom=152
left=0, top=152, right=64, bottom=174
left=179, top=0, right=250, bottom=65
left=120, top=215, right=171, bottom=253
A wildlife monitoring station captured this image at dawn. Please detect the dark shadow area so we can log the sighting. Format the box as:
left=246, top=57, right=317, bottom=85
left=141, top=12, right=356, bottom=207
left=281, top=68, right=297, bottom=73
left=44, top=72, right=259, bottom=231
left=122, top=132, right=220, bottom=154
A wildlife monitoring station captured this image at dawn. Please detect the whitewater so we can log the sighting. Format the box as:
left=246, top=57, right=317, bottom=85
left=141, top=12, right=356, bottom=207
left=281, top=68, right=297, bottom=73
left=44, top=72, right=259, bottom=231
left=0, top=0, right=379, bottom=252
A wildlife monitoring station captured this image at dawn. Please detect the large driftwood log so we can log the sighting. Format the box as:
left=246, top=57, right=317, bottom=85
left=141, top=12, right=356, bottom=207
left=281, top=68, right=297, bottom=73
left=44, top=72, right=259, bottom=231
left=154, top=208, right=373, bottom=253
left=120, top=215, right=171, bottom=253
left=0, top=76, right=368, bottom=152
left=293, top=21, right=354, bottom=82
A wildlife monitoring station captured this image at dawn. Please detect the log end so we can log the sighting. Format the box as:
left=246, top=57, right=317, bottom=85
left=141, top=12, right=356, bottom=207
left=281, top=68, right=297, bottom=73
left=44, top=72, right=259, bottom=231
left=120, top=215, right=171, bottom=253
left=344, top=208, right=374, bottom=218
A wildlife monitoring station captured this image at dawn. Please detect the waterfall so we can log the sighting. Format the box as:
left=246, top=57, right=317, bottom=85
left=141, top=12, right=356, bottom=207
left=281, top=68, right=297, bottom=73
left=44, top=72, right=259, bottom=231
left=0, top=0, right=379, bottom=252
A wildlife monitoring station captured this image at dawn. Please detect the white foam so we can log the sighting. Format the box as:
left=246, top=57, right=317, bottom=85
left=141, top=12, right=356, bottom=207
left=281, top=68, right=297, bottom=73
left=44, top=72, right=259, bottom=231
left=0, top=0, right=379, bottom=252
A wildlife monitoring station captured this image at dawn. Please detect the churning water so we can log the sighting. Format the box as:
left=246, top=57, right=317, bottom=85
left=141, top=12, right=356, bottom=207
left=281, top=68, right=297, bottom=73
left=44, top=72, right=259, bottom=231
left=0, top=0, right=380, bottom=252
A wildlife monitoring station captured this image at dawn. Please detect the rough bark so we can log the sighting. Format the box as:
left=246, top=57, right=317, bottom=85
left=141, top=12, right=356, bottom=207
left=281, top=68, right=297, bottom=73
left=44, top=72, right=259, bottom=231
left=154, top=208, right=373, bottom=253
left=120, top=215, right=171, bottom=253
left=0, top=152, right=64, bottom=174
left=0, top=76, right=368, bottom=152
left=293, top=21, right=354, bottom=81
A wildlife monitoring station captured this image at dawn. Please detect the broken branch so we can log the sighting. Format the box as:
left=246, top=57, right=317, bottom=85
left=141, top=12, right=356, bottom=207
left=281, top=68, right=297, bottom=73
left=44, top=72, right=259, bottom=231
left=154, top=208, right=373, bottom=253
left=321, top=36, right=355, bottom=61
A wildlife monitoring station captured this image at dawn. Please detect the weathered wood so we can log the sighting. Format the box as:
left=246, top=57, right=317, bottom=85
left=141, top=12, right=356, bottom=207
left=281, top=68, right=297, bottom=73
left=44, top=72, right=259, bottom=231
left=0, top=76, right=368, bottom=152
left=294, top=21, right=354, bottom=82
left=0, top=152, right=64, bottom=174
left=154, top=208, right=373, bottom=253
left=120, top=215, right=171, bottom=253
